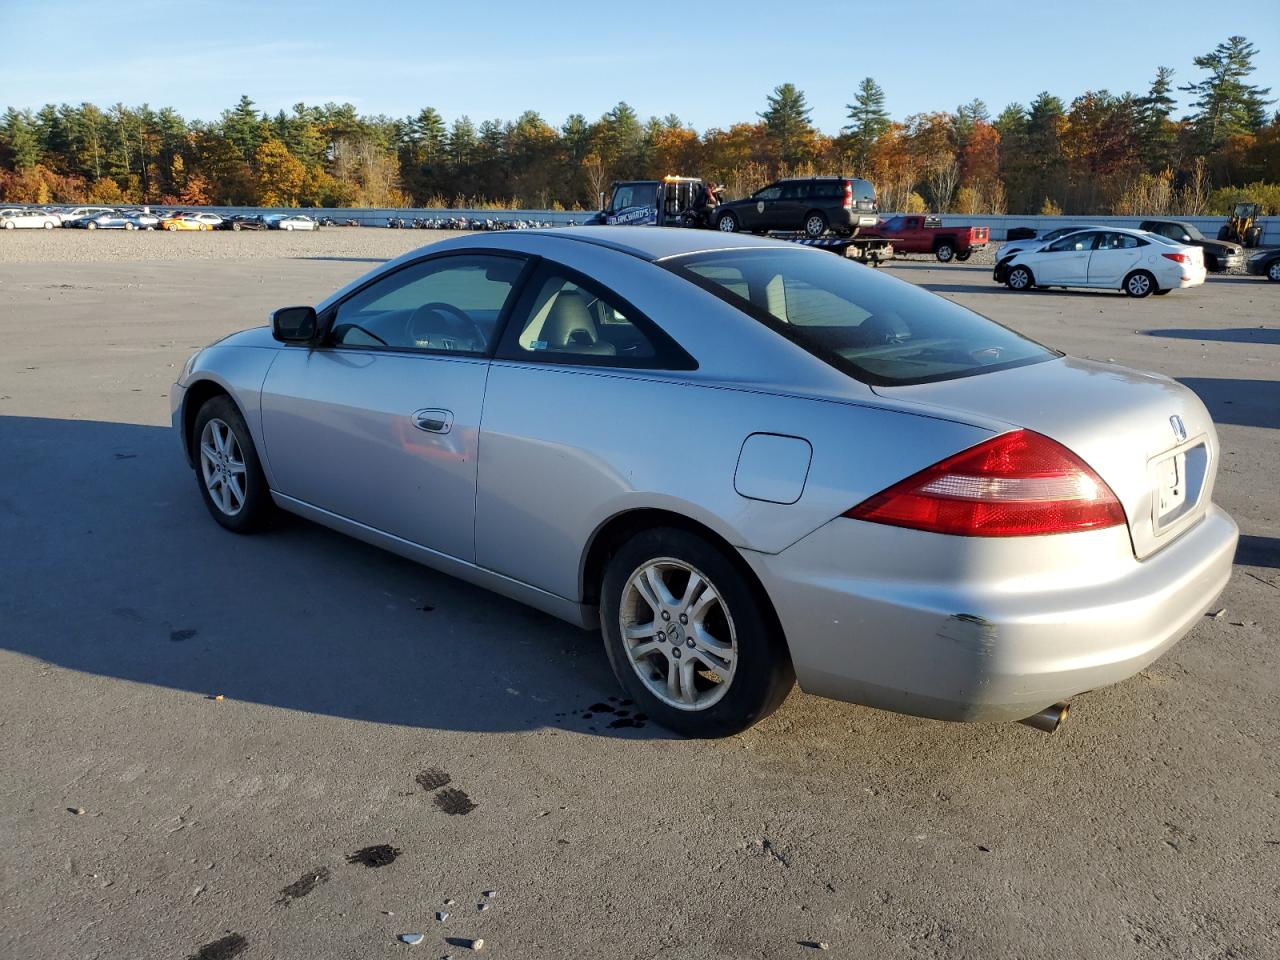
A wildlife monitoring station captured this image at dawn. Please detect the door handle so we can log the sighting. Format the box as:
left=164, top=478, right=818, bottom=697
left=412, top=408, right=453, bottom=434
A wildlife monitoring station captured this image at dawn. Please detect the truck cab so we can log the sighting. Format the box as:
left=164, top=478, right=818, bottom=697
left=591, top=176, right=705, bottom=226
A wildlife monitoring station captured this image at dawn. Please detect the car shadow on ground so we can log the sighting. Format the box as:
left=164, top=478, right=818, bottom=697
left=0, top=415, right=672, bottom=740
left=1177, top=377, right=1280, bottom=429
left=1147, top=327, right=1280, bottom=345
left=1236, top=535, right=1280, bottom=569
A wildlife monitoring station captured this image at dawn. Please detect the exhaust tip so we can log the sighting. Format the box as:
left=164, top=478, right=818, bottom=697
left=1018, top=701, right=1070, bottom=733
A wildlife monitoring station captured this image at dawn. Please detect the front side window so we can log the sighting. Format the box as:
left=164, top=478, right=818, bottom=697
left=666, top=248, right=1055, bottom=386
left=754, top=185, right=782, bottom=201
left=329, top=254, right=524, bottom=353
left=1046, top=232, right=1097, bottom=252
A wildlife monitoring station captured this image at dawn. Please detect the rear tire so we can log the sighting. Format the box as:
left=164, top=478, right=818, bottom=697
left=935, top=242, right=955, bottom=262
left=1124, top=270, right=1155, bottom=298
left=43, top=221, right=53, bottom=229
left=1267, top=260, right=1280, bottom=282
left=191, top=395, right=273, bottom=533
left=955, top=250, right=972, bottom=262
left=716, top=212, right=738, bottom=233
left=1006, top=264, right=1033, bottom=290
left=1153, top=288, right=1172, bottom=296
left=1245, top=226, right=1262, bottom=248
left=87, top=222, right=97, bottom=230
left=600, top=527, right=794, bottom=738
left=803, top=211, right=828, bottom=238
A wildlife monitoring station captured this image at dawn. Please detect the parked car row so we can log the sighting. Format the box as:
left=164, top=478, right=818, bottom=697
left=0, top=206, right=325, bottom=232
left=991, top=217, right=1277, bottom=295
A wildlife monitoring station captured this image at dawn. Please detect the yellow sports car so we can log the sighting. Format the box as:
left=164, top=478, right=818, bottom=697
left=160, top=213, right=213, bottom=231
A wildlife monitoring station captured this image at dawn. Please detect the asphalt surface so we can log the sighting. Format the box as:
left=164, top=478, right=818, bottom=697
left=2, top=231, right=1278, bottom=960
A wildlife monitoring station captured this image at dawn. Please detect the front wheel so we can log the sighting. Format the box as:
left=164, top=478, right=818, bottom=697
left=1267, top=260, right=1280, bottom=282
left=3, top=221, right=13, bottom=230
left=192, top=395, right=273, bottom=533
left=1124, top=270, right=1155, bottom=298
left=87, top=222, right=97, bottom=230
left=715, top=212, right=738, bottom=233
left=1006, top=265, right=1033, bottom=290
left=803, top=211, right=827, bottom=238
left=600, top=528, right=793, bottom=738
left=935, top=242, right=955, bottom=262
left=125, top=222, right=136, bottom=230
left=44, top=221, right=53, bottom=230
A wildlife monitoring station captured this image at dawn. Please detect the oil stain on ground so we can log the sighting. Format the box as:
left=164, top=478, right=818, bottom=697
left=433, top=787, right=478, bottom=816
left=563, top=698, right=646, bottom=729
left=186, top=933, right=248, bottom=960
left=415, top=767, right=452, bottom=791
left=277, top=866, right=330, bottom=905
left=346, top=844, right=402, bottom=868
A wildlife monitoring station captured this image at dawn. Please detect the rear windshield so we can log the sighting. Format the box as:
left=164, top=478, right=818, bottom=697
left=663, top=248, right=1056, bottom=386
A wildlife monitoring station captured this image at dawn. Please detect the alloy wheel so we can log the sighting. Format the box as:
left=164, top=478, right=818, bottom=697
left=199, top=418, right=247, bottom=516
left=1269, top=261, right=1280, bottom=282
left=1128, top=273, right=1151, bottom=296
left=717, top=215, right=737, bottom=233
left=619, top=558, right=737, bottom=711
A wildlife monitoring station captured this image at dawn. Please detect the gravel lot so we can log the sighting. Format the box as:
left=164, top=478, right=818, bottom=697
left=1, top=231, right=1277, bottom=960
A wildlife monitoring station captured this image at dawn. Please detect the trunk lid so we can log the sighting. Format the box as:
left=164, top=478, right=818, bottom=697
left=870, top=356, right=1218, bottom=558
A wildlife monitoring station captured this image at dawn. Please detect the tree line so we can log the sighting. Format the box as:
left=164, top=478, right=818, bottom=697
left=1, top=35, right=1275, bottom=215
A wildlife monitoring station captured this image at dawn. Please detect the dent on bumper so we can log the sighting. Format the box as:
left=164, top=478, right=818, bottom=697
left=746, top=506, right=1238, bottom=722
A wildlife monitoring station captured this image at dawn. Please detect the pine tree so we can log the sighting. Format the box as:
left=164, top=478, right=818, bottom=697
left=221, top=95, right=266, bottom=162
left=1180, top=36, right=1274, bottom=149
left=954, top=98, right=990, bottom=145
left=844, top=78, right=890, bottom=138
left=760, top=83, right=814, bottom=166
left=2, top=108, right=41, bottom=169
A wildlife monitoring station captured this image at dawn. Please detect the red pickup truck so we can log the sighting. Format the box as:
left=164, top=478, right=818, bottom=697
left=861, top=215, right=990, bottom=263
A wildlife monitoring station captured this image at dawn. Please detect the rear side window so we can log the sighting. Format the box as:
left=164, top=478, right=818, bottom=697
left=665, top=248, right=1055, bottom=386
left=1046, top=232, right=1096, bottom=252
left=811, top=181, right=841, bottom=199
left=1096, top=233, right=1145, bottom=250
left=496, top=263, right=696, bottom=370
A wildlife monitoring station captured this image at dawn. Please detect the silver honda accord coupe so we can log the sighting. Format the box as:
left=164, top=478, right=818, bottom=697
left=171, top=227, right=1238, bottom=737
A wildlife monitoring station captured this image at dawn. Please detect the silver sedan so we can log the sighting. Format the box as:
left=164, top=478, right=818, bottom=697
left=171, top=228, right=1237, bottom=737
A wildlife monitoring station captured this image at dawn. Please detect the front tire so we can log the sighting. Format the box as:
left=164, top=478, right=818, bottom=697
left=935, top=242, right=955, bottom=262
left=1006, top=264, right=1034, bottom=290
left=803, top=211, right=827, bottom=238
left=192, top=395, right=272, bottom=533
left=715, top=212, right=738, bottom=233
left=600, top=528, right=793, bottom=738
left=44, top=221, right=53, bottom=229
left=1124, top=270, right=1155, bottom=298
left=87, top=222, right=97, bottom=230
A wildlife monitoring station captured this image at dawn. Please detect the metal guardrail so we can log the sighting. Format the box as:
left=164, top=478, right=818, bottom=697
left=6, top=203, right=1277, bottom=244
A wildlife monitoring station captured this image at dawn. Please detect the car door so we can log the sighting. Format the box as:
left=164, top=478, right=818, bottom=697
left=1088, top=231, right=1144, bottom=286
left=259, top=251, right=529, bottom=562
left=775, top=181, right=808, bottom=230
left=746, top=184, right=783, bottom=231
left=1034, top=230, right=1097, bottom=284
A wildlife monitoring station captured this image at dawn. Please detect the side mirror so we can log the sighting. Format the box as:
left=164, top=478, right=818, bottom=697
left=1182, top=235, right=1192, bottom=243
left=272, top=305, right=317, bottom=343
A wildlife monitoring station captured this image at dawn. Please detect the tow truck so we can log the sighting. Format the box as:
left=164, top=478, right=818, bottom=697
left=586, top=175, right=894, bottom=264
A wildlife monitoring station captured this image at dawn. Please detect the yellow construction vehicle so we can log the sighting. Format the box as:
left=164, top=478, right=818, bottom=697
left=1218, top=202, right=1263, bottom=248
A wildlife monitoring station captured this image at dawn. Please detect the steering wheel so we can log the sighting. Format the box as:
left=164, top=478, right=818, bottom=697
left=406, top=301, right=488, bottom=351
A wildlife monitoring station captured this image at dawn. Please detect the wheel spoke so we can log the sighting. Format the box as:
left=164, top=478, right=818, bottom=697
left=679, top=572, right=704, bottom=610
left=679, top=658, right=697, bottom=705
left=200, top=442, right=218, bottom=463
left=624, top=621, right=657, bottom=641
left=227, top=475, right=246, bottom=508
left=629, top=640, right=662, bottom=662
left=218, top=479, right=232, bottom=512
left=632, top=574, right=662, bottom=613
left=644, top=566, right=677, bottom=608
left=227, top=459, right=246, bottom=476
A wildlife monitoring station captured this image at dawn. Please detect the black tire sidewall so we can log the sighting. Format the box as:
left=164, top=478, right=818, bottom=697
left=717, top=212, right=738, bottom=233
left=1124, top=270, right=1154, bottom=298
left=192, top=395, right=272, bottom=532
left=599, top=527, right=793, bottom=738
left=936, top=243, right=954, bottom=262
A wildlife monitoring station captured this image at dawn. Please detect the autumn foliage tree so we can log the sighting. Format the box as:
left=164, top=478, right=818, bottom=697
left=2, top=36, right=1277, bottom=214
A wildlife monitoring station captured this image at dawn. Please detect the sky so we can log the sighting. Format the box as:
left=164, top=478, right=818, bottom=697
left=1, top=0, right=1276, bottom=131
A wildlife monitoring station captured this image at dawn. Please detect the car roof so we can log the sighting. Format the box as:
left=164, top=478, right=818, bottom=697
left=510, top=225, right=819, bottom=261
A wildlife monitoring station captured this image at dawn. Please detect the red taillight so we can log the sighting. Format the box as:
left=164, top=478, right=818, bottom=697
left=844, top=430, right=1126, bottom=537
left=843, top=181, right=853, bottom=208
left=1162, top=252, right=1189, bottom=264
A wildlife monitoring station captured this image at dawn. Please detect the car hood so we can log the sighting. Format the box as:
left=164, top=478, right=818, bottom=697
left=210, top=325, right=277, bottom=349
left=870, top=356, right=1218, bottom=558
left=1199, top=239, right=1243, bottom=255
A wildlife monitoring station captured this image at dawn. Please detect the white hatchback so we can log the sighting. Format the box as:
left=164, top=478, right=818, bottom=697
left=1003, top=227, right=1205, bottom=297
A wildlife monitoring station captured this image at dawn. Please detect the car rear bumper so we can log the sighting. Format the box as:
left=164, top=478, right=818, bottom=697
left=745, top=506, right=1237, bottom=723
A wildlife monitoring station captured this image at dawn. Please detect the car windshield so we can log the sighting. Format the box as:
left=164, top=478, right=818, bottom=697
left=664, top=248, right=1056, bottom=386
left=881, top=216, right=905, bottom=231
left=1146, top=232, right=1181, bottom=246
left=1041, top=227, right=1085, bottom=242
